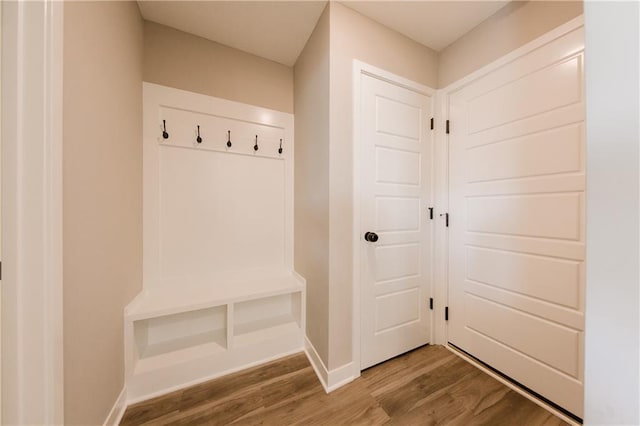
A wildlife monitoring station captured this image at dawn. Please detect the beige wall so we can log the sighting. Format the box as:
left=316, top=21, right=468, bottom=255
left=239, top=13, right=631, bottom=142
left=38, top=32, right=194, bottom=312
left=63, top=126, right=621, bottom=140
left=63, top=2, right=143, bottom=424
left=144, top=21, right=294, bottom=113
left=438, top=1, right=583, bottom=87
left=327, top=2, right=438, bottom=369
left=293, top=5, right=331, bottom=365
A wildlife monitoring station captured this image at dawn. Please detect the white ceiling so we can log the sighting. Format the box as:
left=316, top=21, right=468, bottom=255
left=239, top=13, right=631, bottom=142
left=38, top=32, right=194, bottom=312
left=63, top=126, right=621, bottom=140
left=343, top=1, right=510, bottom=52
left=138, top=1, right=510, bottom=67
left=138, top=1, right=328, bottom=67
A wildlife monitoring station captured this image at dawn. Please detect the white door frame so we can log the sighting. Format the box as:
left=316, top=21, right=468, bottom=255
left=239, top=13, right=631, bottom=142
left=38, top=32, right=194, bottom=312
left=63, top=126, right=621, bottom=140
left=1, top=1, right=64, bottom=424
left=352, top=60, right=435, bottom=378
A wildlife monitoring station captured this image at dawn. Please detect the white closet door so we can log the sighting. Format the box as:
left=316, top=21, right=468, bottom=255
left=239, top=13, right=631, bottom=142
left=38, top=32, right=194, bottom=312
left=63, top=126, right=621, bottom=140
left=447, top=26, right=585, bottom=417
left=360, top=74, right=433, bottom=370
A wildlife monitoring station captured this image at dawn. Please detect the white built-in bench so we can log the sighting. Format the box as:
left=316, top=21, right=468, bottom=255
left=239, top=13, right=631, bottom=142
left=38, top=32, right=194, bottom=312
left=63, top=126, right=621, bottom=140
left=124, top=270, right=305, bottom=402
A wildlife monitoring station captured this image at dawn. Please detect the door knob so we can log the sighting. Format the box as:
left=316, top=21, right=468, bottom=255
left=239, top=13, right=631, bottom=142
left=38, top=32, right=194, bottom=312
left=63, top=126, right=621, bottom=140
left=364, top=232, right=379, bottom=242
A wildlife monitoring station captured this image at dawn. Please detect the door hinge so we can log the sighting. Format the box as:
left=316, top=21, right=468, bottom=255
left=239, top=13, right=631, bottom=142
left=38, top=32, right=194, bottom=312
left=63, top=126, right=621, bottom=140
left=430, top=117, right=434, bottom=130
left=445, top=306, right=449, bottom=321
left=428, top=207, right=434, bottom=220
left=440, top=212, right=449, bottom=227
left=429, top=298, right=434, bottom=310
left=446, top=120, right=450, bottom=134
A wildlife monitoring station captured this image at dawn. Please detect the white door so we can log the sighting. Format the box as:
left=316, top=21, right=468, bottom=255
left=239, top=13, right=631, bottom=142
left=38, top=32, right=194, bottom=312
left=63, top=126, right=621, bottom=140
left=447, top=26, right=585, bottom=417
left=360, top=73, right=433, bottom=370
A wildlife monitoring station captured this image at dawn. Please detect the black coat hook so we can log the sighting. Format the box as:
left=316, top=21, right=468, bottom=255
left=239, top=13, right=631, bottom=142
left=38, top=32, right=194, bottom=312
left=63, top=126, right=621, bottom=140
left=162, top=120, right=169, bottom=139
left=196, top=125, right=202, bottom=143
left=278, top=138, right=283, bottom=154
left=227, top=130, right=232, bottom=148
left=254, top=135, right=259, bottom=151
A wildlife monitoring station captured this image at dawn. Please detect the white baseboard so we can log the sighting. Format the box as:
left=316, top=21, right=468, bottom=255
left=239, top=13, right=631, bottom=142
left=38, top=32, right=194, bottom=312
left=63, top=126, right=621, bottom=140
left=304, top=335, right=329, bottom=391
left=304, top=336, right=355, bottom=393
left=104, top=387, right=127, bottom=426
left=127, top=347, right=304, bottom=405
left=326, top=361, right=355, bottom=392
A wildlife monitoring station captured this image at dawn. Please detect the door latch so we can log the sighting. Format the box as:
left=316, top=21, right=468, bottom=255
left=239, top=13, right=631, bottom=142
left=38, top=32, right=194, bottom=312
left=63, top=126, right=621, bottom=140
left=440, top=213, right=449, bottom=227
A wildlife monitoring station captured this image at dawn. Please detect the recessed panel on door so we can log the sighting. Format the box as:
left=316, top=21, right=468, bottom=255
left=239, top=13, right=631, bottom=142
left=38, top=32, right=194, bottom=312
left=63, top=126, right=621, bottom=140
left=467, top=246, right=580, bottom=308
left=467, top=193, right=581, bottom=240
left=375, top=288, right=420, bottom=333
left=375, top=197, right=420, bottom=232
left=376, top=147, right=421, bottom=185
left=376, top=97, right=422, bottom=141
left=467, top=56, right=582, bottom=134
left=466, top=124, right=582, bottom=182
left=466, top=295, right=581, bottom=377
left=375, top=244, right=420, bottom=282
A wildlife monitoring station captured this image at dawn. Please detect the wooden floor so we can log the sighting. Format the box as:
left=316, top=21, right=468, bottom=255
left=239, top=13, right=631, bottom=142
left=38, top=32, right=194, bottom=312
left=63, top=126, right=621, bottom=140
left=121, top=345, right=567, bottom=425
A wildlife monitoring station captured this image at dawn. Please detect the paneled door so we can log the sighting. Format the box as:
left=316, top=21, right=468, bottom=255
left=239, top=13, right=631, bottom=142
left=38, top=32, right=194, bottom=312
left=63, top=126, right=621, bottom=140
left=359, top=73, right=433, bottom=370
left=447, top=26, right=585, bottom=417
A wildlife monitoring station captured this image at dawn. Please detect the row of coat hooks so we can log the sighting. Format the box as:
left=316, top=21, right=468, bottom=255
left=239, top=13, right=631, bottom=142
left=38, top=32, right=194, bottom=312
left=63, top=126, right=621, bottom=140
left=162, top=120, right=283, bottom=154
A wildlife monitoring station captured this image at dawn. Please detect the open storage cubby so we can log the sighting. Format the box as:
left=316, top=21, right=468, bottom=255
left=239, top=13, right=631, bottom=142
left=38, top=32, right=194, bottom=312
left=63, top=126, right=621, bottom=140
left=233, top=292, right=302, bottom=347
left=124, top=271, right=306, bottom=402
left=134, top=306, right=227, bottom=371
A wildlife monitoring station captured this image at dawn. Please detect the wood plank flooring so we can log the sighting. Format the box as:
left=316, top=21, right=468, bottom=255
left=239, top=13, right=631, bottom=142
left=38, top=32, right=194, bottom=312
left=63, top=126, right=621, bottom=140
left=121, top=345, right=568, bottom=425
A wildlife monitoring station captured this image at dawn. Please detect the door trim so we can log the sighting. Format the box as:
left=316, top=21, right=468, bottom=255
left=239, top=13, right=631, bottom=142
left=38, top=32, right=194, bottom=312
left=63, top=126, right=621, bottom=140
left=1, top=1, right=64, bottom=423
left=431, top=89, right=449, bottom=345
left=352, top=60, right=435, bottom=378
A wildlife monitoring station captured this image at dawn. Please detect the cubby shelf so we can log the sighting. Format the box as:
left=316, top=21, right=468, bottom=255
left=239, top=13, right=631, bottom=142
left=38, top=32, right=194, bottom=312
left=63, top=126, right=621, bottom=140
left=124, top=270, right=306, bottom=402
left=140, top=329, right=227, bottom=359
left=135, top=332, right=227, bottom=375
left=234, top=319, right=300, bottom=348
